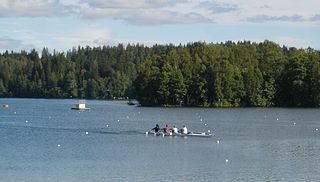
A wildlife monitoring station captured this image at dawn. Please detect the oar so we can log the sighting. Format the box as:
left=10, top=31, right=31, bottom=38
left=146, top=130, right=157, bottom=136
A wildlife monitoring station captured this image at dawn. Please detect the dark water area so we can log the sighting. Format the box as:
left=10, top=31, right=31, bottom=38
left=0, top=98, right=320, bottom=181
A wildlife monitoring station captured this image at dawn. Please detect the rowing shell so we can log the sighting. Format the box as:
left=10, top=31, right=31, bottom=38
left=146, top=131, right=213, bottom=137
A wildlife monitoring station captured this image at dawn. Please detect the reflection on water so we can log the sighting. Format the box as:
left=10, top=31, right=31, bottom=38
left=0, top=99, right=320, bottom=181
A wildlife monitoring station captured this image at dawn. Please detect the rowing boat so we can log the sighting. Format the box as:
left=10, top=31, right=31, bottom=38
left=146, top=131, right=213, bottom=137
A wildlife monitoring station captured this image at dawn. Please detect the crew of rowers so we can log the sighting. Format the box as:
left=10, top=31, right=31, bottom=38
left=151, top=124, right=188, bottom=135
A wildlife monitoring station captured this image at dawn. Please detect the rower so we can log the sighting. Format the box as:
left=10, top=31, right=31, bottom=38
left=151, top=124, right=160, bottom=133
left=181, top=125, right=188, bottom=134
left=172, top=125, right=178, bottom=134
left=164, top=124, right=170, bottom=134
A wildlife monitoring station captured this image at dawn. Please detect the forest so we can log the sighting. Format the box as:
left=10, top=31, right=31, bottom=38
left=0, top=40, right=319, bottom=107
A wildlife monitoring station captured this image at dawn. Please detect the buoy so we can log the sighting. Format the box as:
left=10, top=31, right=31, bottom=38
left=276, top=118, right=279, bottom=121
left=106, top=124, right=109, bottom=127
left=204, top=123, right=207, bottom=126
left=208, top=129, right=211, bottom=133
left=85, top=131, right=89, bottom=135
left=25, top=120, right=28, bottom=123
left=293, top=122, right=296, bottom=125
left=145, top=132, right=148, bottom=135
left=200, top=118, right=203, bottom=121
left=117, top=119, right=120, bottom=122
left=57, top=144, right=61, bottom=147
left=14, top=112, right=16, bottom=114
left=316, top=128, right=318, bottom=131
left=217, top=140, right=220, bottom=144
left=225, top=159, right=228, bottom=163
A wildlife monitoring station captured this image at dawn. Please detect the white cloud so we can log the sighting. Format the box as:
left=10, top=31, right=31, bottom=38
left=0, top=0, right=319, bottom=25
left=246, top=14, right=305, bottom=23
left=81, top=0, right=188, bottom=9
left=197, top=1, right=239, bottom=14
left=82, top=7, right=212, bottom=25
left=0, top=36, right=34, bottom=52
left=0, top=0, right=75, bottom=17
left=273, top=36, right=313, bottom=49
left=310, top=14, right=320, bottom=22
left=0, top=36, right=21, bottom=48
left=52, top=26, right=116, bottom=49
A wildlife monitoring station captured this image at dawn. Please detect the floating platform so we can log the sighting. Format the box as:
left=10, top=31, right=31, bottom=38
left=71, top=103, right=90, bottom=110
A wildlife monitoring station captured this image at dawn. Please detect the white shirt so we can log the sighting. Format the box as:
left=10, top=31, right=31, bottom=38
left=173, top=127, right=178, bottom=134
left=182, top=126, right=188, bottom=134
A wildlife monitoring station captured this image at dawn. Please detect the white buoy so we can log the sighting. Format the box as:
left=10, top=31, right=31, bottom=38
left=217, top=140, right=220, bottom=144
left=204, top=123, right=207, bottom=126
left=200, top=118, right=203, bottom=121
left=25, top=120, right=28, bottom=123
left=225, top=159, right=228, bottom=163
left=293, top=122, right=296, bottom=125
left=106, top=124, right=109, bottom=128
left=14, top=112, right=16, bottom=114
left=145, top=132, right=148, bottom=135
left=208, top=129, right=211, bottom=133
left=57, top=144, right=61, bottom=147
left=85, top=131, right=89, bottom=135
left=117, top=119, right=120, bottom=122
left=276, top=118, right=279, bottom=121
left=316, top=128, right=318, bottom=131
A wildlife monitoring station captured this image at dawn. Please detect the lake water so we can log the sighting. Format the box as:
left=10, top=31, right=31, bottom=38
left=0, top=99, right=320, bottom=182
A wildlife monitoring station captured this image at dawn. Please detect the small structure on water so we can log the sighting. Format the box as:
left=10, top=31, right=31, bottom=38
left=3, top=103, right=9, bottom=108
left=127, top=99, right=135, bottom=105
left=71, top=100, right=90, bottom=110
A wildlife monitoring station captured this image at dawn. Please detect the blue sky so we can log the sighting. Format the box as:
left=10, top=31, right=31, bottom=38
left=0, top=0, right=319, bottom=52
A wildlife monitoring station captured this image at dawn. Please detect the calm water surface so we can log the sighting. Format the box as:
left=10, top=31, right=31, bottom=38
left=0, top=99, right=320, bottom=181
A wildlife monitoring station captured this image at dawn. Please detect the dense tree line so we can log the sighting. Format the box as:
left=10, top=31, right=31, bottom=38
left=0, top=41, right=319, bottom=107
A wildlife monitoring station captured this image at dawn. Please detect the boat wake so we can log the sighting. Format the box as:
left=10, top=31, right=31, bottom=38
left=0, top=123, right=146, bottom=136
